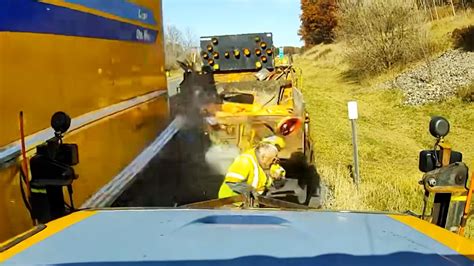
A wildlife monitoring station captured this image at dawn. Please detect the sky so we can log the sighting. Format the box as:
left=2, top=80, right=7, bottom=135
left=162, top=0, right=303, bottom=47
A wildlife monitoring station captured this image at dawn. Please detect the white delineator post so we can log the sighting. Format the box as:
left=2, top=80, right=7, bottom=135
left=348, top=101, right=360, bottom=186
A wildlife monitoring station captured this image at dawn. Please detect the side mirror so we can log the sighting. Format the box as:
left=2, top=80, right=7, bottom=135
left=419, top=116, right=462, bottom=173
left=429, top=116, right=450, bottom=138
left=51, top=111, right=71, bottom=136
left=30, top=111, right=79, bottom=223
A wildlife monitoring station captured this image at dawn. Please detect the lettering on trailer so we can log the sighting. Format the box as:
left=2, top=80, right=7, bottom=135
left=63, top=0, right=157, bottom=26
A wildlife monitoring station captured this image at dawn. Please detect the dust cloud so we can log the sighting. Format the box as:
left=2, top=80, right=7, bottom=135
left=204, top=144, right=240, bottom=175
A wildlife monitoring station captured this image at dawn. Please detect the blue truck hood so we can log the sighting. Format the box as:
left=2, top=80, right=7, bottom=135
left=1, top=209, right=473, bottom=265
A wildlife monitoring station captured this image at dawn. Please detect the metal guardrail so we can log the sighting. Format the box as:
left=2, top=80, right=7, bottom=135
left=81, top=116, right=184, bottom=208
left=0, top=90, right=166, bottom=166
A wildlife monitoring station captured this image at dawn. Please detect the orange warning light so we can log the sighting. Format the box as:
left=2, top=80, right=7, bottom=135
left=233, top=49, right=240, bottom=58
left=243, top=48, right=251, bottom=57
left=278, top=117, right=302, bottom=136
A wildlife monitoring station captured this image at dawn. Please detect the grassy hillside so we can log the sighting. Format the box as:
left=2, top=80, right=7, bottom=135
left=296, top=13, right=474, bottom=238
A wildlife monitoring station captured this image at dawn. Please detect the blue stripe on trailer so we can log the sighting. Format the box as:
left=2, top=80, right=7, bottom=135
left=0, top=0, right=157, bottom=43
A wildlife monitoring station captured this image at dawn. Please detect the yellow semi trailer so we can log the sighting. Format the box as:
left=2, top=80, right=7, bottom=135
left=0, top=0, right=168, bottom=242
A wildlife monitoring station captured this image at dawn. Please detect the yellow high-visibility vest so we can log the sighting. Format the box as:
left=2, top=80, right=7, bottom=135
left=218, top=148, right=271, bottom=199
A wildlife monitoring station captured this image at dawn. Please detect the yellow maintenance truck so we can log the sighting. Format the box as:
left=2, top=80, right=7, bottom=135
left=176, top=32, right=320, bottom=206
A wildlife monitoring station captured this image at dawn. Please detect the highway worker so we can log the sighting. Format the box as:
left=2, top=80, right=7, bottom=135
left=218, top=135, right=287, bottom=199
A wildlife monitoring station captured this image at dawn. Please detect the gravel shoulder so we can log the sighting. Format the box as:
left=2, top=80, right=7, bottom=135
left=383, top=49, right=473, bottom=105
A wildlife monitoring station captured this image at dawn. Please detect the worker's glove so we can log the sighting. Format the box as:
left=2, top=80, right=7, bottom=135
left=270, top=164, right=286, bottom=180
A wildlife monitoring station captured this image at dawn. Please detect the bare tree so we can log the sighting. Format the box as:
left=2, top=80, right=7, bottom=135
left=183, top=27, right=197, bottom=51
left=165, top=25, right=183, bottom=45
left=164, top=25, right=200, bottom=70
left=182, top=27, right=200, bottom=64
left=165, top=25, right=184, bottom=70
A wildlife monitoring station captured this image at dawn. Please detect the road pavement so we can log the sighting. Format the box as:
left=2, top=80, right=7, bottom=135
left=113, top=75, right=223, bottom=207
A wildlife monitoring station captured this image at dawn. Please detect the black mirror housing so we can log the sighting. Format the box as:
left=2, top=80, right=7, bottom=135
left=429, top=116, right=450, bottom=138
left=51, top=111, right=71, bottom=135
left=419, top=149, right=463, bottom=172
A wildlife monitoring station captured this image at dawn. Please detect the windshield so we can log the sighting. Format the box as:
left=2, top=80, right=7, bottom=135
left=1, top=0, right=474, bottom=263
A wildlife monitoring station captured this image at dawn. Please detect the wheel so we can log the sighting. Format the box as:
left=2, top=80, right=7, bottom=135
left=302, top=164, right=321, bottom=206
